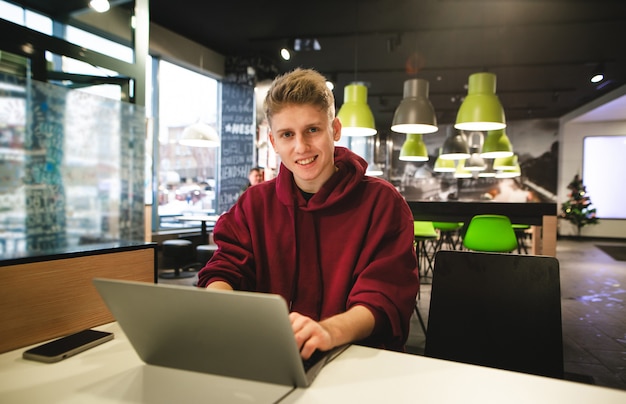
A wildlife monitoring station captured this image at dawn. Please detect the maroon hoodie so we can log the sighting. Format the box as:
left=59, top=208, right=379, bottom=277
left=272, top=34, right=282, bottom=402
left=197, top=147, right=418, bottom=351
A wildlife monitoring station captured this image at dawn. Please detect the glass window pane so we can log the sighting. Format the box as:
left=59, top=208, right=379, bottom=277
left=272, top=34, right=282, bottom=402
left=157, top=61, right=219, bottom=230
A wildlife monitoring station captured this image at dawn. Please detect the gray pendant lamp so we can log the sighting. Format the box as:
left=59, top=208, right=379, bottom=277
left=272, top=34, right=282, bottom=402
left=466, top=146, right=487, bottom=172
left=465, top=131, right=486, bottom=171
left=440, top=126, right=470, bottom=160
left=391, top=78, right=438, bottom=134
left=478, top=159, right=497, bottom=177
left=337, top=82, right=377, bottom=136
left=179, top=122, right=220, bottom=147
left=455, top=72, right=506, bottom=131
left=399, top=133, right=429, bottom=161
left=481, top=128, right=513, bottom=158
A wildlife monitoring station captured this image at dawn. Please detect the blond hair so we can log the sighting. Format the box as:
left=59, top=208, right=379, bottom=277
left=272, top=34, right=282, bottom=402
left=263, top=68, right=335, bottom=124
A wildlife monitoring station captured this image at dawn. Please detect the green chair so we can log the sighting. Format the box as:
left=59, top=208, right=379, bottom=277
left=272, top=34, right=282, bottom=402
left=462, top=215, right=518, bottom=253
left=512, top=224, right=531, bottom=254
left=432, top=221, right=464, bottom=251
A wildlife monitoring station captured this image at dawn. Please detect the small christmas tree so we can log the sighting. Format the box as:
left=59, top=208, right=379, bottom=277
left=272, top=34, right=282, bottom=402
left=560, top=174, right=599, bottom=236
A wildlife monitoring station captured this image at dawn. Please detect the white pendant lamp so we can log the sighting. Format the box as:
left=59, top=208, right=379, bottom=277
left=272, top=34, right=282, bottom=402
left=391, top=78, right=438, bottom=134
left=336, top=82, right=377, bottom=137
left=455, top=72, right=506, bottom=131
left=179, top=122, right=220, bottom=147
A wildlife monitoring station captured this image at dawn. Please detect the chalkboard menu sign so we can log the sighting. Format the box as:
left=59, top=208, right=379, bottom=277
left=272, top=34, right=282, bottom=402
left=217, top=82, right=255, bottom=213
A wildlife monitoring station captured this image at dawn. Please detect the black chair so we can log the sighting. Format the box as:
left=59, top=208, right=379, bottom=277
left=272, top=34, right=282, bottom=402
left=424, top=250, right=564, bottom=379
left=159, top=239, right=196, bottom=279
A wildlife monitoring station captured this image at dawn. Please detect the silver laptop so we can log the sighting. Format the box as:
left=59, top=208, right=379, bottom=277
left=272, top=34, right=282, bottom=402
left=92, top=278, right=347, bottom=387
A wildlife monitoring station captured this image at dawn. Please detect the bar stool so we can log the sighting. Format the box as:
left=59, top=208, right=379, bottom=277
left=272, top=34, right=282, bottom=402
left=159, top=239, right=196, bottom=279
left=413, top=221, right=438, bottom=335
left=512, top=224, right=531, bottom=254
left=196, top=244, right=218, bottom=267
left=462, top=215, right=518, bottom=253
left=414, top=221, right=439, bottom=280
left=432, top=221, right=464, bottom=251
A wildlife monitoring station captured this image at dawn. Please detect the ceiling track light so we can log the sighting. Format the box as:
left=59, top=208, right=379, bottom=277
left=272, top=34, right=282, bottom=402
left=89, top=0, right=110, bottom=13
left=590, top=63, right=605, bottom=83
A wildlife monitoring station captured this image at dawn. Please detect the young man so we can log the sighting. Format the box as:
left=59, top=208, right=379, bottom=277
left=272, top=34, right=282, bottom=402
left=197, top=68, right=418, bottom=359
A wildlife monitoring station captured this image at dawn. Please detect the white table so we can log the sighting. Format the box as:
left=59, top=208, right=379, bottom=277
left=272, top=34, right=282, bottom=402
left=282, top=346, right=626, bottom=403
left=1, top=323, right=625, bottom=404
left=175, top=214, right=220, bottom=241
left=0, top=323, right=292, bottom=404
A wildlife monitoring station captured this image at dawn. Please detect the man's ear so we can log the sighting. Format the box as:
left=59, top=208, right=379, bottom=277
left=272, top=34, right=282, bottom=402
left=269, top=131, right=277, bottom=152
left=332, top=118, right=342, bottom=141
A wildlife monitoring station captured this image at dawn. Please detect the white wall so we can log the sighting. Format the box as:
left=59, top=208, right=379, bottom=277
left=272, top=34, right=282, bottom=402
left=558, top=85, right=626, bottom=238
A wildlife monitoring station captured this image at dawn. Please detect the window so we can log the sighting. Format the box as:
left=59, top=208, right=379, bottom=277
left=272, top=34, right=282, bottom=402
left=156, top=60, right=219, bottom=229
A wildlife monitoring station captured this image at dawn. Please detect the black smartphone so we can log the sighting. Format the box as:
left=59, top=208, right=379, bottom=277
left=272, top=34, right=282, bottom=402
left=22, top=329, right=114, bottom=363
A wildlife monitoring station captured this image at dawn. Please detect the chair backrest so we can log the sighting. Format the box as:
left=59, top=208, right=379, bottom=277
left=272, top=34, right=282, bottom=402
left=425, top=250, right=564, bottom=379
left=413, top=221, right=438, bottom=239
left=462, top=214, right=517, bottom=252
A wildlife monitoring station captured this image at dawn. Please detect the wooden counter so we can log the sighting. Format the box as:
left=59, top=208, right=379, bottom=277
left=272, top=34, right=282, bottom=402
left=0, top=242, right=156, bottom=354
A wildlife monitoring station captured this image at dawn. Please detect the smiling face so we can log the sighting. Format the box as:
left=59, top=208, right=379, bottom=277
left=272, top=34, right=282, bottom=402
left=269, top=104, right=342, bottom=193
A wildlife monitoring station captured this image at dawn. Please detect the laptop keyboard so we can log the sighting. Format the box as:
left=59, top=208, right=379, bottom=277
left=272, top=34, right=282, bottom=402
left=302, top=349, right=327, bottom=371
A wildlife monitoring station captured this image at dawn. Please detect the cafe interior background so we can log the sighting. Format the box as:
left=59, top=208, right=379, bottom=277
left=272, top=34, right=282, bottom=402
left=0, top=0, right=625, bottom=258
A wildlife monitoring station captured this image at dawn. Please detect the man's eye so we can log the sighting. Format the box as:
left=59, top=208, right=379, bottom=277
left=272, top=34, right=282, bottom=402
left=308, top=127, right=319, bottom=133
left=282, top=132, right=293, bottom=138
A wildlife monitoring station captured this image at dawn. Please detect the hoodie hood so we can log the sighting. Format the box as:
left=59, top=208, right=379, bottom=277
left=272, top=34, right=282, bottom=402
left=275, top=146, right=368, bottom=211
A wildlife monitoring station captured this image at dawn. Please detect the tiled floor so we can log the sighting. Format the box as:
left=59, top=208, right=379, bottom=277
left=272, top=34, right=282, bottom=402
left=408, top=238, right=626, bottom=392
left=159, top=238, right=626, bottom=392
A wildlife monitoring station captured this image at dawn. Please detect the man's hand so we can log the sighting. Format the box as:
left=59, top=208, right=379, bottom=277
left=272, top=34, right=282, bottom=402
left=289, top=312, right=333, bottom=359
left=289, top=305, right=375, bottom=359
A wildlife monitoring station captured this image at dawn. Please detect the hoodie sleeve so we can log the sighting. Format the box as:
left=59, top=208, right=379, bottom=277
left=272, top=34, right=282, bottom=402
left=345, top=184, right=419, bottom=351
left=196, top=200, right=257, bottom=290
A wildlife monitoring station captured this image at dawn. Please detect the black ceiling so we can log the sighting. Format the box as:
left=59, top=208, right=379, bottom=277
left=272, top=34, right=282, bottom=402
left=10, top=0, right=626, bottom=131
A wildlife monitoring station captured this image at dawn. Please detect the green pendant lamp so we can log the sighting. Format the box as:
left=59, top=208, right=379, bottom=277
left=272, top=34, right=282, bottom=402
left=455, top=72, right=506, bottom=131
left=337, top=82, right=377, bottom=137
left=454, top=159, right=473, bottom=178
left=493, top=154, right=518, bottom=170
left=495, top=163, right=521, bottom=178
left=391, top=78, right=438, bottom=134
left=481, top=128, right=513, bottom=158
left=434, top=157, right=456, bottom=172
left=399, top=133, right=429, bottom=161
left=440, top=126, right=470, bottom=160
left=434, top=148, right=456, bottom=172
